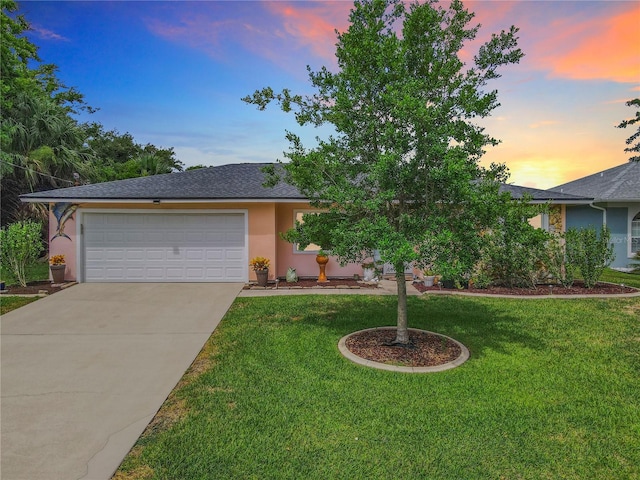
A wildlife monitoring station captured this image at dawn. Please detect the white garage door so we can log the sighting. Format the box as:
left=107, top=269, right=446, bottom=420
left=83, top=212, right=247, bottom=282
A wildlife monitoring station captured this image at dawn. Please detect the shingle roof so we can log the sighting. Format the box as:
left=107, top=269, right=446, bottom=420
left=549, top=161, right=640, bottom=201
left=20, top=163, right=306, bottom=201
left=20, top=161, right=596, bottom=204
left=498, top=183, right=591, bottom=202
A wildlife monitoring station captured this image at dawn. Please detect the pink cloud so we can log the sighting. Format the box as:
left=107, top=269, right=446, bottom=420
left=530, top=4, right=640, bottom=83
left=262, top=2, right=352, bottom=64
left=31, top=25, right=69, bottom=42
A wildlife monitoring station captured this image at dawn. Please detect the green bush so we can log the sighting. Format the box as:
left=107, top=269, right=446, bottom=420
left=546, top=234, right=577, bottom=288
left=480, top=200, right=551, bottom=288
left=0, top=221, right=44, bottom=287
left=565, top=226, right=615, bottom=288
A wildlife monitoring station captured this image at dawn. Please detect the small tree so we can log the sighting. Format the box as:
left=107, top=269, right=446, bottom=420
left=565, top=226, right=615, bottom=288
left=0, top=220, right=43, bottom=286
left=244, top=0, right=523, bottom=344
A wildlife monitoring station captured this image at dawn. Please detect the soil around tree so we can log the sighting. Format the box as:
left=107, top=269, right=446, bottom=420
left=344, top=328, right=463, bottom=368
left=413, top=280, right=638, bottom=296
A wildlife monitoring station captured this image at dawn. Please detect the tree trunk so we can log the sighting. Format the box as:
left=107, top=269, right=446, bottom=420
left=394, top=267, right=409, bottom=345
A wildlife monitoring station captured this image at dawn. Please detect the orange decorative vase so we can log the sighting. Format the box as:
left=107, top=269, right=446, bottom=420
left=316, top=254, right=329, bottom=283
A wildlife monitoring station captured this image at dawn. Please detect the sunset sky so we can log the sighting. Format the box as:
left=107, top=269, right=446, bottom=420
left=20, top=0, right=640, bottom=189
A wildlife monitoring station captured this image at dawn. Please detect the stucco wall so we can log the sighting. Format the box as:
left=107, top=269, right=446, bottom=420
left=275, top=203, right=362, bottom=279
left=565, top=204, right=635, bottom=268
left=50, top=201, right=363, bottom=282
left=48, top=203, right=78, bottom=281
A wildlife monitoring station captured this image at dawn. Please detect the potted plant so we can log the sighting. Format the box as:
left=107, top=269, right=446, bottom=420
left=249, top=256, right=270, bottom=287
left=362, top=261, right=382, bottom=282
left=50, top=254, right=66, bottom=284
left=423, top=268, right=436, bottom=287
left=316, top=249, right=329, bottom=283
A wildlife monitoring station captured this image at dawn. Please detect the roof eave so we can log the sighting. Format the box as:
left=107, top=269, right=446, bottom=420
left=20, top=197, right=309, bottom=204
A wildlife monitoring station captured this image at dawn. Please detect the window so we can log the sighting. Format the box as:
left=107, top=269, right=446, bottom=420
left=632, top=212, right=640, bottom=254
left=293, top=210, right=322, bottom=253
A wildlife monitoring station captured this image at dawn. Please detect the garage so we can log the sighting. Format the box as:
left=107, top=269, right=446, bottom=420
left=82, top=211, right=247, bottom=282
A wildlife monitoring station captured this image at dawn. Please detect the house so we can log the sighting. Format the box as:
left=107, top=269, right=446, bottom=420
left=20, top=162, right=591, bottom=283
left=21, top=163, right=366, bottom=283
left=548, top=161, right=640, bottom=270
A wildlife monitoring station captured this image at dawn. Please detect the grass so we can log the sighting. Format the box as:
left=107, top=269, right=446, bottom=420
left=600, top=268, right=640, bottom=289
left=114, top=294, right=640, bottom=480
left=0, top=295, right=40, bottom=314
left=0, top=260, right=49, bottom=287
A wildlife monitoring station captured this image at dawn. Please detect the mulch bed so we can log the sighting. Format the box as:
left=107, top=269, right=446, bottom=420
left=1, top=281, right=70, bottom=295
left=345, top=328, right=462, bottom=367
left=413, top=280, right=638, bottom=296
left=244, top=277, right=379, bottom=289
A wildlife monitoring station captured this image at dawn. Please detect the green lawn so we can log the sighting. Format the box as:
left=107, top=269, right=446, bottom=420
left=600, top=268, right=640, bottom=289
left=115, top=294, right=640, bottom=480
left=0, top=260, right=49, bottom=287
left=0, top=295, right=40, bottom=314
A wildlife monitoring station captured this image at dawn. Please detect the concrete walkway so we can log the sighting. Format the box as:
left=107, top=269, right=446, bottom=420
left=1, top=282, right=242, bottom=480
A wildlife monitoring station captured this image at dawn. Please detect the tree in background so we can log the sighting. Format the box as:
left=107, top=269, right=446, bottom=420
left=617, top=98, right=639, bottom=162
left=84, top=123, right=183, bottom=181
left=1, top=0, right=183, bottom=226
left=244, top=0, right=523, bottom=344
left=1, top=0, right=95, bottom=225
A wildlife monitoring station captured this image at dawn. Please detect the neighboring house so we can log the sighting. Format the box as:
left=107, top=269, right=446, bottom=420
left=549, top=161, right=640, bottom=270
left=20, top=162, right=591, bottom=283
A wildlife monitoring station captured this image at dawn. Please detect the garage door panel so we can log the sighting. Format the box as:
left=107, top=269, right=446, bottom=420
left=145, top=249, right=165, bottom=261
left=83, top=213, right=247, bottom=282
left=225, top=249, right=245, bottom=260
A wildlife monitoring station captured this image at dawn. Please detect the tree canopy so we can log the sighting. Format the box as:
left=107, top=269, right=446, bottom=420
left=1, top=0, right=183, bottom=225
left=617, top=98, right=640, bottom=162
left=244, top=0, right=524, bottom=343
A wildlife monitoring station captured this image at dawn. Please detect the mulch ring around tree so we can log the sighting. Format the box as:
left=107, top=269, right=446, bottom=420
left=0, top=281, right=73, bottom=295
left=413, top=280, right=638, bottom=296
left=340, top=327, right=469, bottom=372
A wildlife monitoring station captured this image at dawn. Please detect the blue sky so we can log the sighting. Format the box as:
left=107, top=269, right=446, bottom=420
left=19, top=0, right=640, bottom=188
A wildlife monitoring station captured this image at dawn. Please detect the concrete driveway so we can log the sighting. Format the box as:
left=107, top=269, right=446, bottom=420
left=1, top=282, right=242, bottom=480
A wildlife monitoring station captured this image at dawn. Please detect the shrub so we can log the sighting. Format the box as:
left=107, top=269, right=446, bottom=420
left=546, top=234, right=577, bottom=288
left=0, top=221, right=44, bottom=287
left=480, top=203, right=551, bottom=289
left=565, top=226, right=615, bottom=288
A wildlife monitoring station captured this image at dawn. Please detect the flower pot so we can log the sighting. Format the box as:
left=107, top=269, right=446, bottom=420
left=50, top=264, right=66, bottom=284
left=255, top=268, right=269, bottom=287
left=316, top=255, right=329, bottom=283
left=363, top=267, right=377, bottom=282
left=442, top=279, right=455, bottom=289
left=424, top=275, right=435, bottom=287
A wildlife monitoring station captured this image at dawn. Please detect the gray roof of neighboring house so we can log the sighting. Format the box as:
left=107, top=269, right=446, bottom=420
left=549, top=161, right=640, bottom=201
left=20, top=162, right=593, bottom=203
left=20, top=163, right=306, bottom=201
left=498, top=183, right=591, bottom=202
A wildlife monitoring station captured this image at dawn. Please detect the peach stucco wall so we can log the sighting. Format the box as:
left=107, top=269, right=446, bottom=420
left=48, top=205, right=78, bottom=282
left=276, top=203, right=362, bottom=279
left=50, top=201, right=362, bottom=282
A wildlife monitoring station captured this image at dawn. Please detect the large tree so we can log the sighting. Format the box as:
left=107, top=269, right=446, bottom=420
left=244, top=0, right=523, bottom=344
left=1, top=0, right=95, bottom=224
left=617, top=98, right=639, bottom=162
